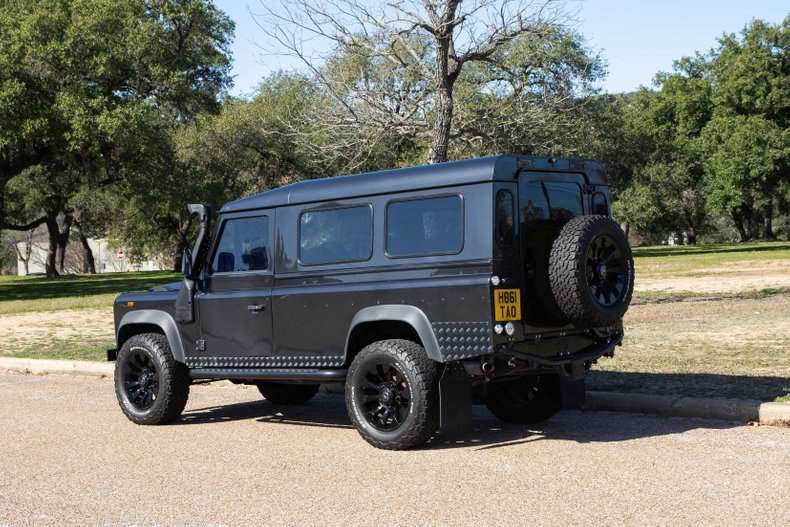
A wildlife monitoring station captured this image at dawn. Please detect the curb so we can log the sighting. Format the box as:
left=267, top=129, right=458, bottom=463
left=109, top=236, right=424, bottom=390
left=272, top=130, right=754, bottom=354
left=0, top=357, right=113, bottom=377
left=1, top=358, right=787, bottom=426
left=585, top=391, right=790, bottom=426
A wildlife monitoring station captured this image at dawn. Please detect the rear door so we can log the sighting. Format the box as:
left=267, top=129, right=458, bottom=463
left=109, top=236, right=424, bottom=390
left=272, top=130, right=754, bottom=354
left=518, top=172, right=587, bottom=327
left=194, top=212, right=274, bottom=363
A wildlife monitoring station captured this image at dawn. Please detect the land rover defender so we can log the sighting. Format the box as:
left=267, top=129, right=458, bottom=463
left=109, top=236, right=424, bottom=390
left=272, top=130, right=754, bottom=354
left=110, top=155, right=634, bottom=450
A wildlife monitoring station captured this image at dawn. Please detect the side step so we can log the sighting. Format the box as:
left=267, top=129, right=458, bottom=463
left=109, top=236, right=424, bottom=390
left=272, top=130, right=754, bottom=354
left=190, top=368, right=347, bottom=383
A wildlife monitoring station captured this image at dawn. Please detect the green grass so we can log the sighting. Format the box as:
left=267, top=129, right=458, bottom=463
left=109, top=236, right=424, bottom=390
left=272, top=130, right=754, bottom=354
left=0, top=271, right=180, bottom=315
left=633, top=240, right=790, bottom=277
left=8, top=338, right=113, bottom=362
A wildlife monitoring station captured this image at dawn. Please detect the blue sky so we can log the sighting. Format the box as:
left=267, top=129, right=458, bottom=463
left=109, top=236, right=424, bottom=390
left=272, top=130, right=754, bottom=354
left=216, top=0, right=788, bottom=97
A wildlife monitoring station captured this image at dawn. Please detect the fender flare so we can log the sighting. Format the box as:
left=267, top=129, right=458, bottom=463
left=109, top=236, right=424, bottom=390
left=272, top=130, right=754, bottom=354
left=344, top=305, right=442, bottom=362
left=117, top=309, right=186, bottom=363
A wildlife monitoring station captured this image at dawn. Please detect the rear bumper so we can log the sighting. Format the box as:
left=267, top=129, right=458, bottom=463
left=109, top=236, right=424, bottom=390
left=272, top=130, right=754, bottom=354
left=499, top=333, right=622, bottom=367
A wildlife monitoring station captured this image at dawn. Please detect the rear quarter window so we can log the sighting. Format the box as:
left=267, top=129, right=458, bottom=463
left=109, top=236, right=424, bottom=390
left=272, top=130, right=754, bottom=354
left=299, top=205, right=373, bottom=266
left=386, top=195, right=463, bottom=257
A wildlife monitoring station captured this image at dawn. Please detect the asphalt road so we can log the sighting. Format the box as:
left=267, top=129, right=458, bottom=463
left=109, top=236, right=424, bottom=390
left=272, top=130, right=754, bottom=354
left=1, top=372, right=788, bottom=526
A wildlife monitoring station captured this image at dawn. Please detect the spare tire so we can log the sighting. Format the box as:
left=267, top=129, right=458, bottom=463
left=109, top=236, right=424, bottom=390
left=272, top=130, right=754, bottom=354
left=548, top=215, right=634, bottom=328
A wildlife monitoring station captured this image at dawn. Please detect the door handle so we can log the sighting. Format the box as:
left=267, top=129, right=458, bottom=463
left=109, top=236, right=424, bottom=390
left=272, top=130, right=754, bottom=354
left=247, top=304, right=266, bottom=313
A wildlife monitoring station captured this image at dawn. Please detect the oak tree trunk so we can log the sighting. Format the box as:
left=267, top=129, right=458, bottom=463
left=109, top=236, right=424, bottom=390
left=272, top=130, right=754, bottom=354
left=763, top=200, right=775, bottom=240
left=78, top=230, right=96, bottom=274
left=45, top=215, right=60, bottom=278
left=56, top=215, right=73, bottom=274
left=428, top=86, right=453, bottom=164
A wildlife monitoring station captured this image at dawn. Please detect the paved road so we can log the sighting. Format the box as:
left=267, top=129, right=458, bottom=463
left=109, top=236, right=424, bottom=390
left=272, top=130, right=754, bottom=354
left=1, top=372, right=788, bottom=526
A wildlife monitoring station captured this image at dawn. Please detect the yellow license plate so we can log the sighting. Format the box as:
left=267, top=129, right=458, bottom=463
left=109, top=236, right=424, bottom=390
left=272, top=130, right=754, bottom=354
left=494, top=288, right=521, bottom=322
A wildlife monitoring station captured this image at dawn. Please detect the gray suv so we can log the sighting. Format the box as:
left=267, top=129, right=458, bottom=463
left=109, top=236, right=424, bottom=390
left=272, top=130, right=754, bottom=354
left=110, top=155, right=633, bottom=449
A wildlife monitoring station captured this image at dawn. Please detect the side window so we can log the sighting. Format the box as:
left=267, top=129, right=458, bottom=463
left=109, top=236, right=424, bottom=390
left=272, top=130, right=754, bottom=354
left=299, top=206, right=372, bottom=266
left=543, top=181, right=583, bottom=220
left=210, top=216, right=270, bottom=274
left=496, top=190, right=515, bottom=246
left=387, top=195, right=463, bottom=257
left=592, top=192, right=609, bottom=215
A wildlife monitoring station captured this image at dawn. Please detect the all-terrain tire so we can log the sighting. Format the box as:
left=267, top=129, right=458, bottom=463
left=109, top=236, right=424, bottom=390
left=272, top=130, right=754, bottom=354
left=485, top=375, right=561, bottom=424
left=345, top=339, right=439, bottom=450
left=114, top=333, right=190, bottom=425
left=257, top=382, right=320, bottom=404
left=548, top=215, right=634, bottom=327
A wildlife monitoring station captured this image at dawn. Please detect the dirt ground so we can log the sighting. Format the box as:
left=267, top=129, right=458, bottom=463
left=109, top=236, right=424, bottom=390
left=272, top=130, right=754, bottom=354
left=588, top=293, right=790, bottom=400
left=636, top=259, right=790, bottom=293
left=0, top=308, right=113, bottom=356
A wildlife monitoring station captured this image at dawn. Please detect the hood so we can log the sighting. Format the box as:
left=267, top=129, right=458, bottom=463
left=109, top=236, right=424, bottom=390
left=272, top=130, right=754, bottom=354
left=149, top=280, right=182, bottom=292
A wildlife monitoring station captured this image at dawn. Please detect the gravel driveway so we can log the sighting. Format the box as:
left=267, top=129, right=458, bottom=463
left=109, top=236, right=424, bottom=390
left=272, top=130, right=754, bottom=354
left=1, top=372, right=788, bottom=526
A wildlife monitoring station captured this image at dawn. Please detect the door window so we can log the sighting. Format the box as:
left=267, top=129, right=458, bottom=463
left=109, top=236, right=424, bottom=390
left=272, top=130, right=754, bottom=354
left=210, top=216, right=270, bottom=274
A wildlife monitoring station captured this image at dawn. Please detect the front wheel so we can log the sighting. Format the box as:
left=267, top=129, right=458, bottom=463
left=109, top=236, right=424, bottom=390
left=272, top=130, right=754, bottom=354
left=114, top=333, right=190, bottom=425
left=345, top=339, right=439, bottom=450
left=485, top=375, right=561, bottom=424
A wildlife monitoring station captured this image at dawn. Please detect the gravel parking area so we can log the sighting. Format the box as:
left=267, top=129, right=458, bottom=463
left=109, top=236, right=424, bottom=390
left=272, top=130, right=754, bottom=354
left=1, top=372, right=789, bottom=526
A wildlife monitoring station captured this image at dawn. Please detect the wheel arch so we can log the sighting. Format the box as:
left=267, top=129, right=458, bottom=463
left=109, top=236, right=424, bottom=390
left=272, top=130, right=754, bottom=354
left=117, top=310, right=186, bottom=363
left=344, top=305, right=442, bottom=365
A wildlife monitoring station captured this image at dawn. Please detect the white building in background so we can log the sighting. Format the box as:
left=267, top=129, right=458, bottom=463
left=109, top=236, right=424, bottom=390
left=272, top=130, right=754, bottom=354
left=16, top=236, right=165, bottom=276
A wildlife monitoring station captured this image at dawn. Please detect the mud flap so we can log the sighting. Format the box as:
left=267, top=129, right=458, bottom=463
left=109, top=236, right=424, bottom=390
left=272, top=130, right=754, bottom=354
left=439, top=362, right=472, bottom=435
left=560, top=361, right=587, bottom=409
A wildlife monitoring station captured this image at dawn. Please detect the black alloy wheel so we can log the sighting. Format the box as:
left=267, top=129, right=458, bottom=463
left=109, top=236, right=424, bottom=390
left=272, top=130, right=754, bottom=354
left=485, top=375, right=561, bottom=424
left=345, top=339, right=439, bottom=450
left=121, top=347, right=160, bottom=411
left=586, top=233, right=628, bottom=308
left=114, top=333, right=190, bottom=425
left=355, top=360, right=412, bottom=431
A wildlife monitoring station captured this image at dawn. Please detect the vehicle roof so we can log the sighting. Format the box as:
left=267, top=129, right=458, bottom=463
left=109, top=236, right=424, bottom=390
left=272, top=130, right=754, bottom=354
left=220, top=154, right=607, bottom=213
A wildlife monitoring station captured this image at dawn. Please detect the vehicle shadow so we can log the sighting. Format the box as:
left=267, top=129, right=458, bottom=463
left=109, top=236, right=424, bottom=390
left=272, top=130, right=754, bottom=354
left=633, top=242, right=789, bottom=258
left=587, top=371, right=790, bottom=402
left=178, top=392, right=740, bottom=451
left=178, top=394, right=354, bottom=429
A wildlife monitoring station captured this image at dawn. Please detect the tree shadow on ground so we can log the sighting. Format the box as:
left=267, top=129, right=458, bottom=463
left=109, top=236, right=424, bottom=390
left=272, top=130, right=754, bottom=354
left=633, top=242, right=790, bottom=259
left=0, top=272, right=179, bottom=302
left=588, top=371, right=790, bottom=402
left=178, top=392, right=740, bottom=451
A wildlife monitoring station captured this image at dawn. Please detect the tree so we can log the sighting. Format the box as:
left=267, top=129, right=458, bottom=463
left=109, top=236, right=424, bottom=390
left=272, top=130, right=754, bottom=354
left=701, top=115, right=788, bottom=241
left=0, top=0, right=234, bottom=276
left=702, top=17, right=790, bottom=240
left=610, top=56, right=712, bottom=244
left=255, top=0, right=599, bottom=165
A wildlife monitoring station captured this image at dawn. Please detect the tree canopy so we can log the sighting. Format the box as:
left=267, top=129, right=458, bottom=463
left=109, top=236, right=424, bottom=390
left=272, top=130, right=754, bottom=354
left=0, top=0, right=233, bottom=275
left=1, top=3, right=788, bottom=278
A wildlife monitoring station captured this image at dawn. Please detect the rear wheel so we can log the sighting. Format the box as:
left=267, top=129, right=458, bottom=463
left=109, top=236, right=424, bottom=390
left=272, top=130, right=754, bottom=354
left=114, top=333, right=190, bottom=425
left=256, top=382, right=319, bottom=404
left=485, top=375, right=561, bottom=424
left=345, top=339, right=439, bottom=450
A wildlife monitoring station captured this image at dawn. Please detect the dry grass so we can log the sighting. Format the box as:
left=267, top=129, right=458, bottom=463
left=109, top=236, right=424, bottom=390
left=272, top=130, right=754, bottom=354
left=589, top=294, right=790, bottom=401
